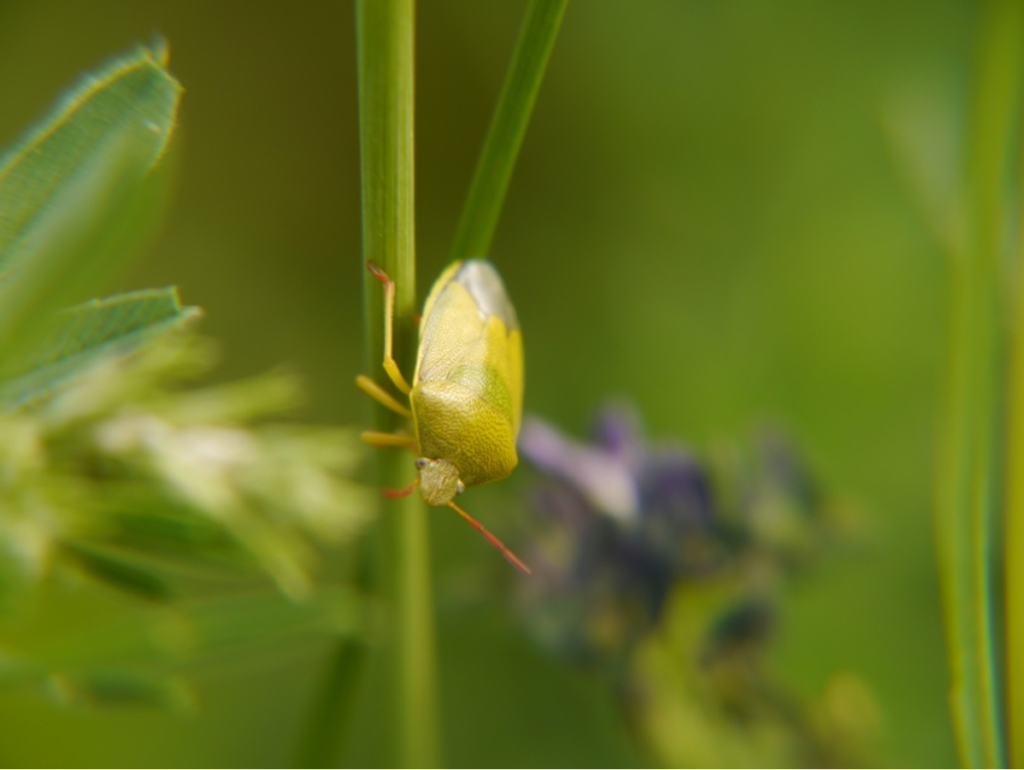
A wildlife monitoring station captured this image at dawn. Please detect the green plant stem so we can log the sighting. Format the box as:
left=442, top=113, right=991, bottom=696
left=296, top=639, right=368, bottom=768
left=356, top=1, right=439, bottom=767
left=450, top=0, right=569, bottom=259
left=299, top=0, right=438, bottom=766
left=1009, top=269, right=1024, bottom=763
left=1007, top=236, right=1024, bottom=767
left=937, top=255, right=1003, bottom=768
left=358, top=0, right=438, bottom=765
left=936, top=0, right=1021, bottom=766
left=1002, top=0, right=1024, bottom=765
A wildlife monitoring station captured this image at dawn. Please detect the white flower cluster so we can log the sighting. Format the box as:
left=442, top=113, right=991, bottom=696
left=0, top=334, right=376, bottom=600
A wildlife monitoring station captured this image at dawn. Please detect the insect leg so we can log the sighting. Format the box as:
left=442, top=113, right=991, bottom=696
left=367, top=262, right=413, bottom=395
left=360, top=430, right=417, bottom=451
left=383, top=478, right=420, bottom=498
left=448, top=501, right=532, bottom=575
left=356, top=374, right=412, bottom=417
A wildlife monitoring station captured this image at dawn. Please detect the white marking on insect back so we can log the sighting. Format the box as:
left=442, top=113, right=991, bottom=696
left=455, top=260, right=519, bottom=329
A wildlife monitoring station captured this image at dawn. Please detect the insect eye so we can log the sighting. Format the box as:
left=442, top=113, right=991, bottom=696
left=415, top=457, right=428, bottom=469
left=456, top=481, right=466, bottom=495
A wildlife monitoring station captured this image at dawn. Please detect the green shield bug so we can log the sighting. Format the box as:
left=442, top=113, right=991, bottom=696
left=357, top=259, right=529, bottom=574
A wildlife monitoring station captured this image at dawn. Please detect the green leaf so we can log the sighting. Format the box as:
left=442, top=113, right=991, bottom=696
left=60, top=541, right=174, bottom=602
left=0, top=288, right=200, bottom=408
left=49, top=670, right=196, bottom=712
left=0, top=43, right=182, bottom=375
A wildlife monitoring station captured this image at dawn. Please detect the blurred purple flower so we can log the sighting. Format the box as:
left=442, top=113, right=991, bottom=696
left=514, top=404, right=861, bottom=764
left=516, top=403, right=725, bottom=667
left=515, top=403, right=836, bottom=673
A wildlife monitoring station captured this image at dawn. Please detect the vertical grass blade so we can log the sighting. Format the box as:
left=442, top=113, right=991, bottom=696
left=357, top=0, right=439, bottom=767
left=449, top=0, right=569, bottom=259
left=300, top=1, right=436, bottom=766
left=1008, top=174, right=1024, bottom=768
left=936, top=0, right=1021, bottom=765
left=1002, top=0, right=1024, bottom=763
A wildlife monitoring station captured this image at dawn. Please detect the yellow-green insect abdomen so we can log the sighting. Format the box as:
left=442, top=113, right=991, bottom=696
left=411, top=380, right=518, bottom=487
left=412, top=259, right=523, bottom=493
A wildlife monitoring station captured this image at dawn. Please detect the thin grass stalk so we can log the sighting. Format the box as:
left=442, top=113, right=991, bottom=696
left=935, top=251, right=980, bottom=765
left=999, top=0, right=1024, bottom=762
left=936, top=0, right=1021, bottom=765
left=1007, top=199, right=1024, bottom=766
left=295, top=640, right=369, bottom=767
left=1009, top=197, right=1024, bottom=765
left=356, top=1, right=439, bottom=767
left=299, top=0, right=437, bottom=766
left=450, top=0, right=569, bottom=259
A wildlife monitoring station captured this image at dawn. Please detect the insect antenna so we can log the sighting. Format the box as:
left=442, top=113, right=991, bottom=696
left=447, top=500, right=531, bottom=574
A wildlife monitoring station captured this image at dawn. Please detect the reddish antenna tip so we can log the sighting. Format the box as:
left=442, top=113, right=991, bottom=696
left=503, top=549, right=533, bottom=575
left=448, top=501, right=531, bottom=575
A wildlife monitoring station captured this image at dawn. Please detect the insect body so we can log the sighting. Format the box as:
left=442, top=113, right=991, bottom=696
left=357, top=259, right=529, bottom=573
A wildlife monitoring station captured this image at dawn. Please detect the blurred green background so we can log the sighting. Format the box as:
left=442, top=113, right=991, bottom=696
left=0, top=0, right=964, bottom=765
